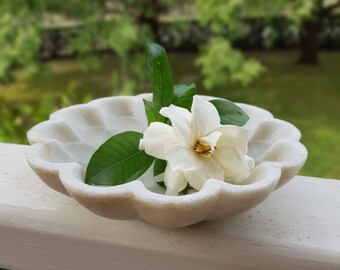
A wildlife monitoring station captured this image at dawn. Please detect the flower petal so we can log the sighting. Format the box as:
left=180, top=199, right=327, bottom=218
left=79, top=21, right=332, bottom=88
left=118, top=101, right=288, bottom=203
left=160, top=105, right=194, bottom=147
left=214, top=146, right=252, bottom=183
left=165, top=144, right=202, bottom=171
left=213, top=125, right=249, bottom=155
left=139, top=122, right=177, bottom=160
left=184, top=159, right=224, bottom=190
left=199, top=131, right=222, bottom=149
left=192, top=96, right=221, bottom=138
left=246, top=155, right=255, bottom=170
left=164, top=165, right=188, bottom=196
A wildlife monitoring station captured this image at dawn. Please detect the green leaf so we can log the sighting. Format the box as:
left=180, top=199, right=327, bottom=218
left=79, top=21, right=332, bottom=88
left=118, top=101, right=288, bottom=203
left=153, top=159, right=167, bottom=176
left=143, top=99, right=166, bottom=125
left=145, top=43, right=174, bottom=107
left=180, top=184, right=190, bottom=195
left=173, top=83, right=196, bottom=110
left=210, top=99, right=249, bottom=126
left=156, top=181, right=166, bottom=188
left=153, top=159, right=167, bottom=188
left=85, top=131, right=154, bottom=186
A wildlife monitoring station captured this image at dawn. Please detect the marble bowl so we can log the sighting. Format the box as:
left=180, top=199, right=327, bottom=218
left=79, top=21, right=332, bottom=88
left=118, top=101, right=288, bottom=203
left=27, top=94, right=307, bottom=228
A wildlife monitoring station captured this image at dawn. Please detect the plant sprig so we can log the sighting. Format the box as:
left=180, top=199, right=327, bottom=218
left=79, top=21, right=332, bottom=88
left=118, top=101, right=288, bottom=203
left=85, top=43, right=249, bottom=188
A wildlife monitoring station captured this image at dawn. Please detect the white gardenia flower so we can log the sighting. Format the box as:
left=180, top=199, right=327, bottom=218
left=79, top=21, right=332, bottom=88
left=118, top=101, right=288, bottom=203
left=139, top=95, right=255, bottom=195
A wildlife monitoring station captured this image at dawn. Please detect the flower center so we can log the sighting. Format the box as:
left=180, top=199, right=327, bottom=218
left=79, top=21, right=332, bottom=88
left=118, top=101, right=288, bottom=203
left=194, top=141, right=215, bottom=158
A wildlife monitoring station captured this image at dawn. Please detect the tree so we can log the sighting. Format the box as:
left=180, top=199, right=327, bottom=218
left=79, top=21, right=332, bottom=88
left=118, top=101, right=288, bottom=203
left=298, top=0, right=340, bottom=64
left=0, top=1, right=42, bottom=83
left=1, top=0, right=338, bottom=90
left=194, top=0, right=318, bottom=89
left=0, top=0, right=178, bottom=87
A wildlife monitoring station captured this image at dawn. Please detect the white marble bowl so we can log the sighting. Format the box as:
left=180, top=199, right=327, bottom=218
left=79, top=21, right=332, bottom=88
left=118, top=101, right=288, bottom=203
left=27, top=94, right=307, bottom=228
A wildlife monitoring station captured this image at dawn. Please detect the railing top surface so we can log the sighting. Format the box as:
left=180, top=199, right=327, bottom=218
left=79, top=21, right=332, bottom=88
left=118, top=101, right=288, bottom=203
left=0, top=143, right=339, bottom=270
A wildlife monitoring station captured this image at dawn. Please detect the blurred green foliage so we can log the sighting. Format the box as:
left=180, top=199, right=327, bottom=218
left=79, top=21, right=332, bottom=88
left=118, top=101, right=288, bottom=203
left=0, top=0, right=320, bottom=87
left=1, top=0, right=340, bottom=88
left=0, top=0, right=156, bottom=90
left=0, top=2, right=41, bottom=83
left=196, top=37, right=265, bottom=89
left=195, top=0, right=319, bottom=89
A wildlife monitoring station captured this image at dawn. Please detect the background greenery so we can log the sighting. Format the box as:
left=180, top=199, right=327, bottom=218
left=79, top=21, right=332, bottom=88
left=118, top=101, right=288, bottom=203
left=0, top=0, right=339, bottom=179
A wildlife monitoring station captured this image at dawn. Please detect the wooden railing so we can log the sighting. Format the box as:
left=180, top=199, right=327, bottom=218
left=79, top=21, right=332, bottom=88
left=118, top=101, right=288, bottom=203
left=0, top=143, right=339, bottom=270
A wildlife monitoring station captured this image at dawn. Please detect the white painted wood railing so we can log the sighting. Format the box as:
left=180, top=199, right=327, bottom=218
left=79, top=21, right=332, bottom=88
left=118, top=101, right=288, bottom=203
left=0, top=143, right=339, bottom=270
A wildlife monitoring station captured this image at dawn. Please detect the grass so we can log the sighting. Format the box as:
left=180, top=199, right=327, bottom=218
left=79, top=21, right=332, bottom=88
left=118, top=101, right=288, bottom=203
left=0, top=50, right=339, bottom=179
left=215, top=51, right=340, bottom=179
